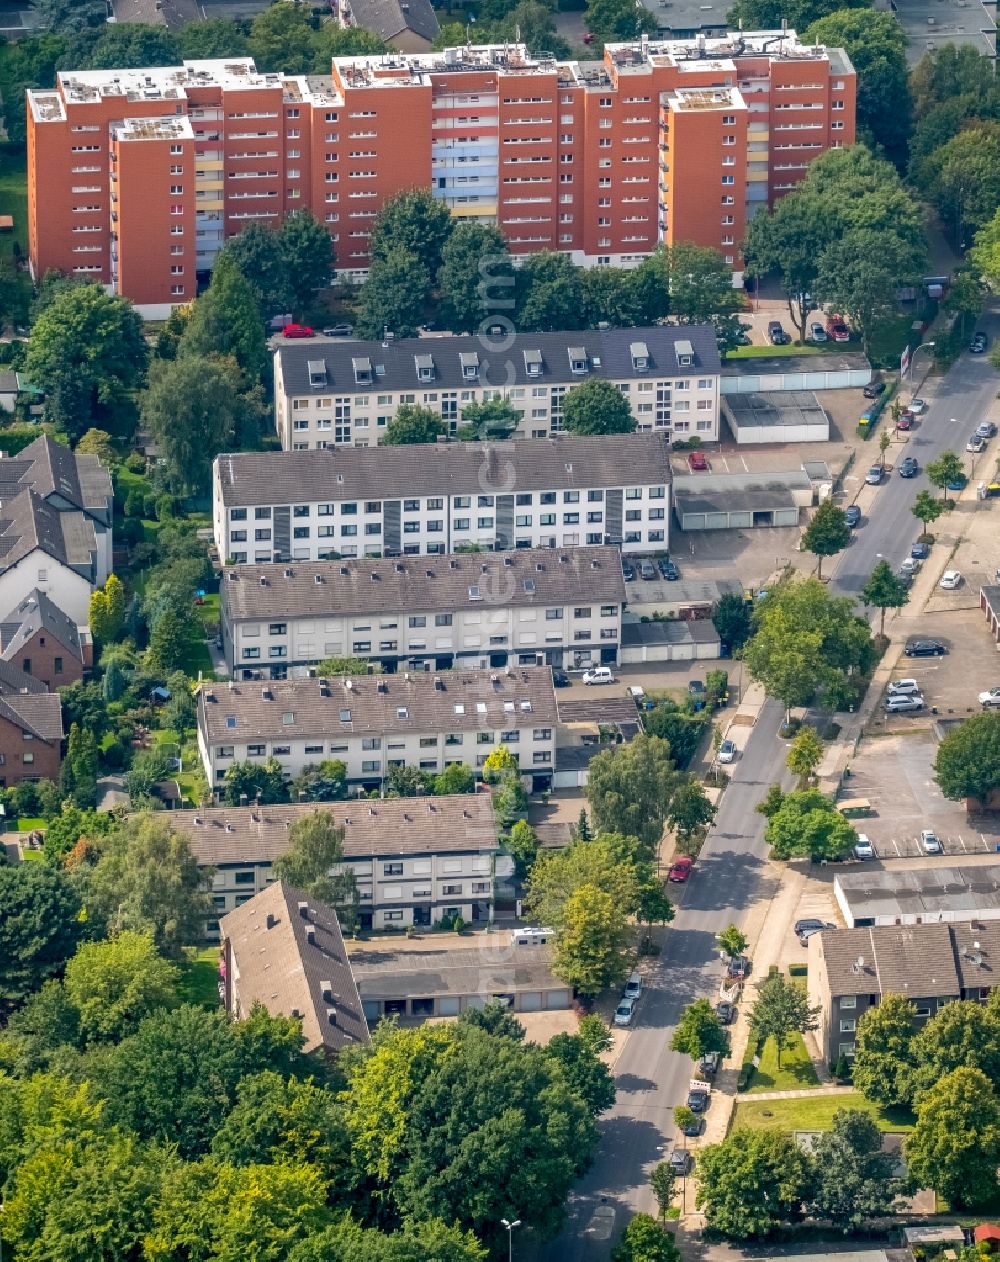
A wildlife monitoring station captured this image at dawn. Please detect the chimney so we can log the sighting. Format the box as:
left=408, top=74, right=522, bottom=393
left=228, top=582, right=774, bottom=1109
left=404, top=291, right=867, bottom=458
left=298, top=900, right=309, bottom=918
left=321, top=980, right=334, bottom=1002
left=326, top=1006, right=337, bottom=1025
left=305, top=925, right=316, bottom=945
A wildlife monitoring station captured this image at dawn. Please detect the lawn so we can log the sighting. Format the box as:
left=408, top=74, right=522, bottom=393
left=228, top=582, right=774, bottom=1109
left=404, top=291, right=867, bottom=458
left=742, top=1032, right=820, bottom=1093
left=8, top=816, right=45, bottom=832
left=732, top=1091, right=915, bottom=1134
left=727, top=343, right=822, bottom=359
left=176, top=946, right=222, bottom=1009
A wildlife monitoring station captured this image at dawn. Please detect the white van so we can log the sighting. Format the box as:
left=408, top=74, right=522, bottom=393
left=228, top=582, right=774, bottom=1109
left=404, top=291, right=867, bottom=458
left=510, top=927, right=555, bottom=947
left=583, top=667, right=615, bottom=685
left=624, top=972, right=643, bottom=1000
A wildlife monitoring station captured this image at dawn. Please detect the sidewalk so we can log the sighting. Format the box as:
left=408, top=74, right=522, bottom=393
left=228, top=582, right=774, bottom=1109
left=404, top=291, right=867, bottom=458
left=733, top=1084, right=856, bottom=1102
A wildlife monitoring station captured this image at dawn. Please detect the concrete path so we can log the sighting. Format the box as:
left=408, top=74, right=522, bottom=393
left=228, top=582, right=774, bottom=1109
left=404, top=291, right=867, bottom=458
left=733, top=1085, right=857, bottom=1102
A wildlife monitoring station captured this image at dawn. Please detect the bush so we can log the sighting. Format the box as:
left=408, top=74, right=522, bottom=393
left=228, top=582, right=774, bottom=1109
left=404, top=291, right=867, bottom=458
left=124, top=452, right=146, bottom=473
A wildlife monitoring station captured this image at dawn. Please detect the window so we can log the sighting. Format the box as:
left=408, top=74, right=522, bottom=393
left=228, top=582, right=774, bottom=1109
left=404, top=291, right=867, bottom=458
left=839, top=1019, right=856, bottom=1033
left=54, top=656, right=63, bottom=674
left=435, top=613, right=453, bottom=627
left=384, top=862, right=403, bottom=876
left=574, top=607, right=591, bottom=618
left=840, top=996, right=856, bottom=1010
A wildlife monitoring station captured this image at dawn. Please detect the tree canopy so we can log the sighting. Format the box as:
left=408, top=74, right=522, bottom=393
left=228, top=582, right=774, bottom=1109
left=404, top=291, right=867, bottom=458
left=905, top=1067, right=1000, bottom=1208
left=934, top=712, right=1000, bottom=804
left=562, top=378, right=636, bottom=436
left=697, top=1128, right=813, bottom=1237
left=761, top=787, right=858, bottom=861
left=586, top=734, right=677, bottom=855
left=801, top=499, right=851, bottom=579
left=0, top=864, right=84, bottom=1013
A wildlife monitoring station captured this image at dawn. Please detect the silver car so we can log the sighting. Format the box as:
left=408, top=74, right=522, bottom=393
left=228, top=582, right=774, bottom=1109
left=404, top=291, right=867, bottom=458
left=920, top=829, right=942, bottom=855
left=885, top=693, right=924, bottom=713
left=866, top=466, right=883, bottom=485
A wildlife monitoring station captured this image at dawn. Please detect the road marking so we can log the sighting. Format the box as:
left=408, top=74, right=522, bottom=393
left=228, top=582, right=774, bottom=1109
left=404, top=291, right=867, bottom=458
left=892, top=839, right=901, bottom=856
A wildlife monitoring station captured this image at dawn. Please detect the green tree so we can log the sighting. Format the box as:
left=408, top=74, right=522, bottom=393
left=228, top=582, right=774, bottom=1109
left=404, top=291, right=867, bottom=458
left=437, top=221, right=513, bottom=333
left=458, top=1001, right=526, bottom=1042
left=291, top=759, right=349, bottom=802
left=785, top=726, right=824, bottom=788
left=313, top=25, right=390, bottom=62
left=525, top=834, right=644, bottom=931
left=553, top=883, right=632, bottom=996
left=861, top=559, right=910, bottom=638
left=141, top=355, right=244, bottom=495
left=696, top=1128, right=813, bottom=1237
left=222, top=757, right=289, bottom=806
left=544, top=1028, right=616, bottom=1117
left=649, top=1166, right=676, bottom=1223
left=665, top=775, right=716, bottom=848
left=803, top=11, right=910, bottom=164
left=25, top=284, right=147, bottom=440
left=585, top=0, right=658, bottom=45
left=580, top=266, right=645, bottom=328
left=750, top=972, right=820, bottom=1067
left=76, top=427, right=116, bottom=467
left=63, top=930, right=178, bottom=1044
left=85, top=814, right=211, bottom=956
left=369, top=189, right=454, bottom=279
left=483, top=744, right=519, bottom=782
left=0, top=865, right=83, bottom=1013
left=612, top=1214, right=680, bottom=1262
left=272, top=810, right=358, bottom=922
left=288, top=1218, right=486, bottom=1262
left=316, top=656, right=373, bottom=677
left=927, top=450, right=966, bottom=500
left=934, top=712, right=1000, bottom=805
left=178, top=18, right=251, bottom=59
left=181, top=253, right=269, bottom=386
left=145, top=605, right=191, bottom=674
left=219, top=222, right=289, bottom=317
left=816, top=228, right=917, bottom=357
left=765, top=788, right=857, bottom=861
left=458, top=396, right=522, bottom=440
left=88, top=573, right=126, bottom=645
left=586, top=734, right=677, bottom=856
left=810, top=1108, right=902, bottom=1228
left=73, top=21, right=180, bottom=69
left=910, top=999, right=1000, bottom=1101
left=801, top=499, right=851, bottom=580
left=671, top=998, right=730, bottom=1059
left=912, top=489, right=945, bottom=535
left=515, top=251, right=585, bottom=332
left=381, top=403, right=447, bottom=446
left=667, top=241, right=743, bottom=325
left=433, top=762, right=475, bottom=795
left=716, top=925, right=748, bottom=960
left=278, top=210, right=334, bottom=310
left=851, top=992, right=918, bottom=1107
left=562, top=377, right=636, bottom=436
left=60, top=722, right=99, bottom=809
left=248, top=1, right=318, bottom=73
left=924, top=123, right=1000, bottom=245
left=712, top=590, right=752, bottom=652
left=210, top=1070, right=347, bottom=1175
left=906, top=1067, right=1000, bottom=1209
left=355, top=247, right=429, bottom=340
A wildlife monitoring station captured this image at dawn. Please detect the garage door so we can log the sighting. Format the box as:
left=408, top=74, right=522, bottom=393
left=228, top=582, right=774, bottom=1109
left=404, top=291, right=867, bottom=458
left=705, top=513, right=730, bottom=529
left=362, top=1000, right=382, bottom=1022
left=773, top=508, right=800, bottom=527
left=519, top=991, right=543, bottom=1011
left=437, top=996, right=460, bottom=1016
left=546, top=989, right=572, bottom=1009
left=682, top=514, right=706, bottom=530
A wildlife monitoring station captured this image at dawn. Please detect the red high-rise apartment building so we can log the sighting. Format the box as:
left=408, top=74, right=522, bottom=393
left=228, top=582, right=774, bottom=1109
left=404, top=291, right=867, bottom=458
left=28, top=34, right=855, bottom=316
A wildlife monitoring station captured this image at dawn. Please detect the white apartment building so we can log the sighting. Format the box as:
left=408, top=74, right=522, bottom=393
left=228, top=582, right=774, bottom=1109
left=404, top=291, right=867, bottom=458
left=172, top=795, right=502, bottom=934
left=273, top=326, right=721, bottom=450
left=196, top=665, right=559, bottom=793
left=213, top=432, right=673, bottom=563
left=221, top=545, right=626, bottom=679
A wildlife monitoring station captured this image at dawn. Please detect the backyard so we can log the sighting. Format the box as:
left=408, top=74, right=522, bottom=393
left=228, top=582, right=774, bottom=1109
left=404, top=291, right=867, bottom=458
left=732, top=1090, right=916, bottom=1134
left=176, top=945, right=222, bottom=1009
left=741, top=1030, right=820, bottom=1093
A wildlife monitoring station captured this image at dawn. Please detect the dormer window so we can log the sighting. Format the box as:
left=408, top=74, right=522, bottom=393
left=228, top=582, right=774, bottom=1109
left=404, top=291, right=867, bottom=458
left=414, top=353, right=435, bottom=382
left=568, top=346, right=589, bottom=374
left=629, top=341, right=649, bottom=372
left=307, top=358, right=327, bottom=388
left=524, top=348, right=543, bottom=377
left=460, top=351, right=480, bottom=381
left=675, top=338, right=694, bottom=368
left=352, top=355, right=372, bottom=385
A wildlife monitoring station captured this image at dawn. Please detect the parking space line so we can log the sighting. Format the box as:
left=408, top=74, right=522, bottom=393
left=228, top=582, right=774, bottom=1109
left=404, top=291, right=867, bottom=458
left=892, top=840, right=901, bottom=857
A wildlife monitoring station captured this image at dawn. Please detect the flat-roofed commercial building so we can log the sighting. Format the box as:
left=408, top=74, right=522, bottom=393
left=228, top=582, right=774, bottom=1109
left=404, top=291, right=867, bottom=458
left=196, top=665, right=558, bottom=792
left=213, top=433, right=673, bottom=564
left=221, top=545, right=626, bottom=679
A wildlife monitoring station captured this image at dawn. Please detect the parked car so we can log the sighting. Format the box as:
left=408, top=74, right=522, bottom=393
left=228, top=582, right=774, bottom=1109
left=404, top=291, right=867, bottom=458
left=895, top=567, right=913, bottom=589
left=624, top=972, right=643, bottom=1001
left=826, top=315, right=850, bottom=342
left=967, top=434, right=987, bottom=454
left=971, top=331, right=988, bottom=353
left=718, top=739, right=737, bottom=764
left=947, top=474, right=967, bottom=491
left=322, top=322, right=353, bottom=337
left=688, top=679, right=705, bottom=697
left=551, top=669, right=570, bottom=688
left=888, top=678, right=921, bottom=696
left=794, top=918, right=827, bottom=938
left=979, top=687, right=1000, bottom=709
left=621, top=559, right=636, bottom=582
left=726, top=955, right=752, bottom=981
left=797, top=921, right=835, bottom=945
left=920, top=829, right=943, bottom=855
left=845, top=504, right=861, bottom=528
left=897, top=411, right=914, bottom=431
left=854, top=835, right=875, bottom=860
left=978, top=421, right=998, bottom=439
left=639, top=560, right=656, bottom=580
left=681, top=1113, right=703, bottom=1138
left=908, top=399, right=927, bottom=415
left=699, top=1051, right=720, bottom=1079
left=282, top=323, right=315, bottom=338
left=582, top=667, right=615, bottom=685
left=767, top=320, right=790, bottom=346
left=687, top=1081, right=711, bottom=1112
left=810, top=322, right=828, bottom=343
left=688, top=451, right=709, bottom=472
left=669, top=1149, right=693, bottom=1175
left=905, top=639, right=945, bottom=656
left=885, top=693, right=924, bottom=713
left=614, top=997, right=636, bottom=1026
left=899, top=456, right=919, bottom=478
left=899, top=557, right=920, bottom=577
left=715, top=1000, right=736, bottom=1024
left=662, top=560, right=680, bottom=581
left=939, top=569, right=963, bottom=589
left=863, top=378, right=884, bottom=400
left=911, top=541, right=930, bottom=559
left=668, top=857, right=693, bottom=883
left=865, top=465, right=884, bottom=485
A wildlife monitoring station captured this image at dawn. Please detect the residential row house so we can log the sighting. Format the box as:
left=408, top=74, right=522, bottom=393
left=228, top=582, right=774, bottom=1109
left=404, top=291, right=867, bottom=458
left=196, top=664, right=559, bottom=793
left=213, top=431, right=673, bottom=564
left=221, top=545, right=626, bottom=679
left=274, top=327, right=721, bottom=449
left=172, top=794, right=502, bottom=933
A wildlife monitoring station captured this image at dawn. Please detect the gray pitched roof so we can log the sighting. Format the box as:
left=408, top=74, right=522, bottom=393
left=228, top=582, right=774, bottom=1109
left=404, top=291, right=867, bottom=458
left=276, top=325, right=720, bottom=399
left=172, top=795, right=498, bottom=865
left=4, top=436, right=111, bottom=521
left=345, top=0, right=439, bottom=42
left=0, top=691, right=63, bottom=742
left=0, top=657, right=47, bottom=695
left=221, top=880, right=369, bottom=1053
left=0, top=490, right=96, bottom=574
left=817, top=923, right=960, bottom=999
left=223, top=545, right=626, bottom=621
left=199, top=665, right=558, bottom=743
left=0, top=588, right=84, bottom=664
left=216, top=432, right=673, bottom=507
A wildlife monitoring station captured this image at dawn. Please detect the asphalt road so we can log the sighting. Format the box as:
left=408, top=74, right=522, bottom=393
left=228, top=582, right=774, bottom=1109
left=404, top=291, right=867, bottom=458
left=534, top=322, right=999, bottom=1262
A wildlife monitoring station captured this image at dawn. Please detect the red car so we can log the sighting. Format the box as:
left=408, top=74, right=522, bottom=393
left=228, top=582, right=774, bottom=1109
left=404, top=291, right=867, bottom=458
left=282, top=323, right=315, bottom=338
left=897, top=411, right=914, bottom=431
left=668, top=857, right=693, bottom=883
left=687, top=451, right=709, bottom=472
left=826, top=314, right=851, bottom=342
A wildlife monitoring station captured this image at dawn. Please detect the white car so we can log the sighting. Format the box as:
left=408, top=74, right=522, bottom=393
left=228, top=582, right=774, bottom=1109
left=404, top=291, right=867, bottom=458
left=899, top=557, right=920, bottom=576
left=854, top=835, right=875, bottom=860
left=939, top=570, right=963, bottom=590
left=920, top=829, right=943, bottom=855
left=810, top=322, right=828, bottom=343
left=624, top=972, right=643, bottom=1000
left=908, top=399, right=927, bottom=415
left=582, top=667, right=615, bottom=686
left=888, top=678, right=921, bottom=697
left=967, top=434, right=987, bottom=454
left=718, top=739, right=737, bottom=764
left=980, top=688, right=1000, bottom=709
left=614, top=998, right=636, bottom=1026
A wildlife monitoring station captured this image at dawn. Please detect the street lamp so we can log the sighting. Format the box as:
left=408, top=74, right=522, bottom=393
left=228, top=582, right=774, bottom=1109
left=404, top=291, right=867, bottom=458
left=501, top=1218, right=521, bottom=1262
left=907, top=341, right=935, bottom=402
